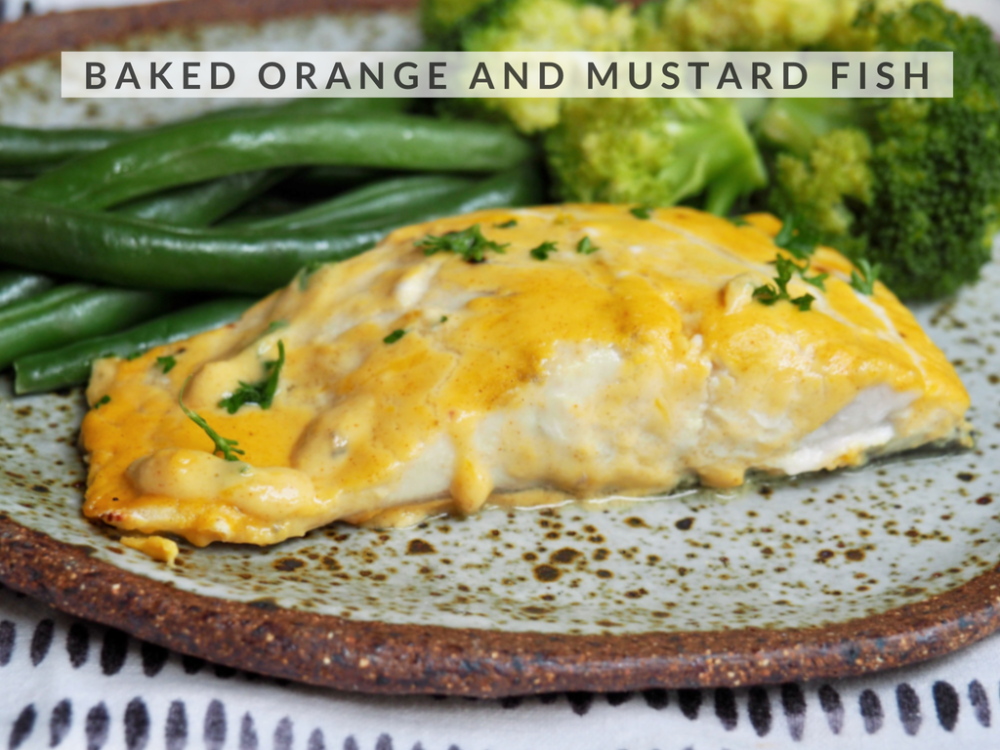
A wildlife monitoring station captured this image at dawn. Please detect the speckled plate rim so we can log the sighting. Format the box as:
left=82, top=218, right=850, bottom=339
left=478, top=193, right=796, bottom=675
left=3, top=0, right=1000, bottom=698
left=2, top=513, right=1000, bottom=696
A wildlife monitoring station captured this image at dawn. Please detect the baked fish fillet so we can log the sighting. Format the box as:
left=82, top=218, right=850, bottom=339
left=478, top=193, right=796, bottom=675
left=81, top=205, right=971, bottom=547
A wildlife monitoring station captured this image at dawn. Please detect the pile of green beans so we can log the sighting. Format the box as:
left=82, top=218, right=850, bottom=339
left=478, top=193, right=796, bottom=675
left=0, top=97, right=541, bottom=395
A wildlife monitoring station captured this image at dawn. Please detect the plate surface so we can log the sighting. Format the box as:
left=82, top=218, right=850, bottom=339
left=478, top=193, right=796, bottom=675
left=1, top=0, right=1000, bottom=698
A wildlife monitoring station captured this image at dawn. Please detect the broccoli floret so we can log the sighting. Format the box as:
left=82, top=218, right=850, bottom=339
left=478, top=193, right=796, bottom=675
left=821, top=0, right=940, bottom=50
left=633, top=0, right=844, bottom=52
left=421, top=0, right=494, bottom=47
left=454, top=0, right=634, bottom=133
left=758, top=3, right=1000, bottom=300
left=545, top=97, right=767, bottom=215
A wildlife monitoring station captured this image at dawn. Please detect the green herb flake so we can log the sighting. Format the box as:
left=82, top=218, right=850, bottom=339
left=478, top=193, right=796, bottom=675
left=156, top=355, right=177, bottom=374
left=630, top=206, right=653, bottom=220
left=180, top=376, right=245, bottom=462
left=730, top=216, right=750, bottom=227
left=298, top=260, right=327, bottom=291
left=495, top=219, right=518, bottom=228
left=774, top=214, right=818, bottom=260
left=217, top=340, right=285, bottom=414
left=416, top=224, right=508, bottom=264
left=792, top=293, right=815, bottom=311
left=529, top=241, right=558, bottom=261
left=383, top=329, right=407, bottom=345
left=576, top=236, right=599, bottom=255
left=94, top=395, right=111, bottom=409
left=264, top=320, right=289, bottom=335
left=753, top=256, right=816, bottom=312
left=440, top=315, right=448, bottom=323
left=125, top=350, right=145, bottom=361
left=850, top=259, right=881, bottom=295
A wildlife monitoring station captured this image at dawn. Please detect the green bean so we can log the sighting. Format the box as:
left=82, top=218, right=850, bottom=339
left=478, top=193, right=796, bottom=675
left=0, top=286, right=172, bottom=369
left=114, top=170, right=291, bottom=227
left=0, top=272, right=54, bottom=309
left=21, top=115, right=534, bottom=210
left=0, top=165, right=543, bottom=294
left=0, top=99, right=410, bottom=177
left=14, top=297, right=255, bottom=394
left=0, top=126, right=122, bottom=176
left=239, top=174, right=476, bottom=233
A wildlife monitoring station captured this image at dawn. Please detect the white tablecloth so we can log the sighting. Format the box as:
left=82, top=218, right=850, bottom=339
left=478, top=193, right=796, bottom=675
left=2, top=581, right=1000, bottom=750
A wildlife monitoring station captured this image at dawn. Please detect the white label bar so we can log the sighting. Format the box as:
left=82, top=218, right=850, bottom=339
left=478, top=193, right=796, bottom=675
left=62, top=51, right=953, bottom=99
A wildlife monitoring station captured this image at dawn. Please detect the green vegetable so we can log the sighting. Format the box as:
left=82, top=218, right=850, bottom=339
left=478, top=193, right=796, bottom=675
left=235, top=174, right=476, bottom=233
left=450, top=0, right=635, bottom=133
left=13, top=298, right=253, bottom=394
left=850, top=259, right=882, bottom=295
left=0, top=272, right=53, bottom=309
left=21, top=114, right=534, bottom=210
left=114, top=170, right=290, bottom=228
left=630, top=206, right=653, bottom=220
left=546, top=97, right=766, bottom=216
left=218, top=340, right=285, bottom=414
left=576, top=236, right=599, bottom=255
left=759, top=2, right=1000, bottom=299
left=495, top=219, right=518, bottom=228
left=94, top=395, right=111, bottom=409
left=0, top=165, right=543, bottom=294
left=0, top=285, right=171, bottom=369
left=180, top=376, right=245, bottom=462
left=0, top=125, right=121, bottom=177
left=529, top=240, right=558, bottom=260
left=0, top=97, right=409, bottom=177
left=417, top=223, right=509, bottom=263
left=633, top=0, right=856, bottom=52
left=383, top=329, right=407, bottom=344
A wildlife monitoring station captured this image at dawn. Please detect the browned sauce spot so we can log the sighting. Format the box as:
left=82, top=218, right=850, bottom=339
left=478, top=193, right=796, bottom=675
left=675, top=517, right=694, bottom=531
left=274, top=557, right=305, bottom=571
left=845, top=549, right=866, bottom=562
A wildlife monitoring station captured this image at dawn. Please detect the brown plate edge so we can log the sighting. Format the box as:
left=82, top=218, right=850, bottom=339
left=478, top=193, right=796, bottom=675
left=0, top=0, right=420, bottom=71
left=3, top=512, right=1000, bottom=697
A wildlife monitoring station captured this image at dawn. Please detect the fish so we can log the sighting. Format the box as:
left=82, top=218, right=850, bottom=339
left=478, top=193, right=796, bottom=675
left=80, top=205, right=971, bottom=548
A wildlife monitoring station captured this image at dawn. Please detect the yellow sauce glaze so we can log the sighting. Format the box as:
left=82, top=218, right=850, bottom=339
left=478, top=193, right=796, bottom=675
left=81, top=205, right=971, bottom=548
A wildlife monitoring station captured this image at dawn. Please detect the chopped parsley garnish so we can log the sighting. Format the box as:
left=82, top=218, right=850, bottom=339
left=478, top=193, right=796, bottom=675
left=264, top=320, right=289, bottom=335
left=217, top=340, right=285, bottom=414
left=774, top=213, right=818, bottom=260
left=440, top=315, right=448, bottom=323
left=179, top=376, right=244, bottom=462
left=495, top=219, right=518, bottom=228
left=383, top=329, right=407, bottom=345
left=529, top=241, right=558, bottom=261
left=576, top=236, right=599, bottom=255
left=94, top=395, right=110, bottom=409
left=156, top=355, right=177, bottom=374
left=125, top=350, right=145, bottom=361
left=730, top=216, right=750, bottom=227
left=753, top=256, right=817, bottom=312
left=850, top=259, right=881, bottom=295
left=416, top=224, right=508, bottom=264
left=630, top=206, right=653, bottom=220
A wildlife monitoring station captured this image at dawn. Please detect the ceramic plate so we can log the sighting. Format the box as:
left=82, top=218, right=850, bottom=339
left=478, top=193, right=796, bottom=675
left=1, top=1, right=1000, bottom=699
